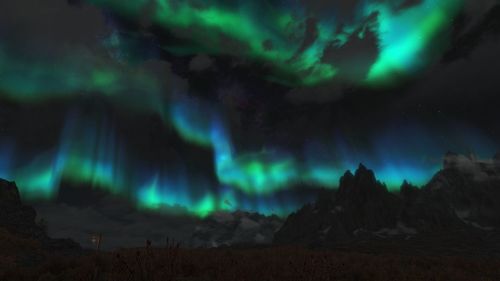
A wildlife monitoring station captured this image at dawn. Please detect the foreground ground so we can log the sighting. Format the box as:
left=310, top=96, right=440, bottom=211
left=2, top=242, right=500, bottom=281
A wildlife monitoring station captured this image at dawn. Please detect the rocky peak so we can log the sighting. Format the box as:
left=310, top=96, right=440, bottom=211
left=400, top=180, right=416, bottom=190
left=0, top=179, right=81, bottom=253
left=494, top=152, right=500, bottom=166
left=339, top=170, right=354, bottom=186
left=315, top=188, right=336, bottom=210
left=0, top=179, right=22, bottom=205
left=400, top=181, right=420, bottom=202
left=275, top=154, right=500, bottom=249
left=355, top=163, right=371, bottom=176
left=337, top=164, right=390, bottom=206
left=0, top=179, right=40, bottom=238
left=274, top=164, right=402, bottom=246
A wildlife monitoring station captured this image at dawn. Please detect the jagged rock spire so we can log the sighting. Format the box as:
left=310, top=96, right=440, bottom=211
left=494, top=152, right=500, bottom=166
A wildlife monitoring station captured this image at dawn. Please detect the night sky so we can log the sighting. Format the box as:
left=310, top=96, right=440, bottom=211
left=0, top=0, right=499, bottom=247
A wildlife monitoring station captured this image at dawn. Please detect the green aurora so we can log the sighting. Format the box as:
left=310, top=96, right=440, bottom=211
left=87, top=0, right=463, bottom=86
left=0, top=0, right=491, bottom=218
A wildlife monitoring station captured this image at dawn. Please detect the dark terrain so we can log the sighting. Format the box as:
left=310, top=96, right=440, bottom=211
left=275, top=152, right=500, bottom=257
left=2, top=153, right=500, bottom=280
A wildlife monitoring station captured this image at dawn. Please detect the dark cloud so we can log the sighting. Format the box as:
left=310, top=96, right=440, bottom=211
left=464, top=0, right=498, bottom=17
left=289, top=18, right=319, bottom=62
left=189, top=54, right=214, bottom=72
left=300, top=0, right=429, bottom=21
left=444, top=3, right=500, bottom=62
left=399, top=0, right=424, bottom=9
left=401, top=37, right=500, bottom=112
left=0, top=0, right=108, bottom=53
left=142, top=59, right=189, bottom=93
left=400, top=2, right=500, bottom=109
left=285, top=14, right=380, bottom=104
left=287, top=2, right=500, bottom=107
left=285, top=82, right=345, bottom=104
left=261, top=3, right=500, bottom=150
left=322, top=16, right=380, bottom=83
left=301, top=0, right=361, bottom=21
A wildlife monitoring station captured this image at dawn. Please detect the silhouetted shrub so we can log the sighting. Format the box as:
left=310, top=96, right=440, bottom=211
left=2, top=245, right=500, bottom=281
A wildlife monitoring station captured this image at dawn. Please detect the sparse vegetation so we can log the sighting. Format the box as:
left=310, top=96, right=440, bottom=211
left=37, top=218, right=48, bottom=235
left=0, top=227, right=40, bottom=254
left=1, top=242, right=500, bottom=281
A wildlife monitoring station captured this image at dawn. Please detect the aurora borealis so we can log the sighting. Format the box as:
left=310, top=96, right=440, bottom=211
left=84, top=0, right=463, bottom=86
left=0, top=0, right=499, bottom=219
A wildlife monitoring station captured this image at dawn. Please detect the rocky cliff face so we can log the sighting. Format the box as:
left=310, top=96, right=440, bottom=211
left=0, top=179, right=81, bottom=253
left=419, top=165, right=500, bottom=230
left=274, top=153, right=500, bottom=251
left=0, top=179, right=45, bottom=239
left=274, top=164, right=403, bottom=246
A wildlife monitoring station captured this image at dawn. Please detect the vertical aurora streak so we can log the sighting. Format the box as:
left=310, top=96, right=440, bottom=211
left=0, top=97, right=495, bottom=216
left=0, top=0, right=492, bottom=217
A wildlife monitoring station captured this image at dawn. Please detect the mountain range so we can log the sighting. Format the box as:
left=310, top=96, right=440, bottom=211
left=274, top=152, right=500, bottom=256
left=2, top=151, right=500, bottom=256
left=187, top=210, right=283, bottom=248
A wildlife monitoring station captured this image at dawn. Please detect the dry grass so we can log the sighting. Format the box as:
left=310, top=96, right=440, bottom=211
left=2, top=242, right=500, bottom=281
left=0, top=227, right=43, bottom=272
left=0, top=228, right=41, bottom=254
